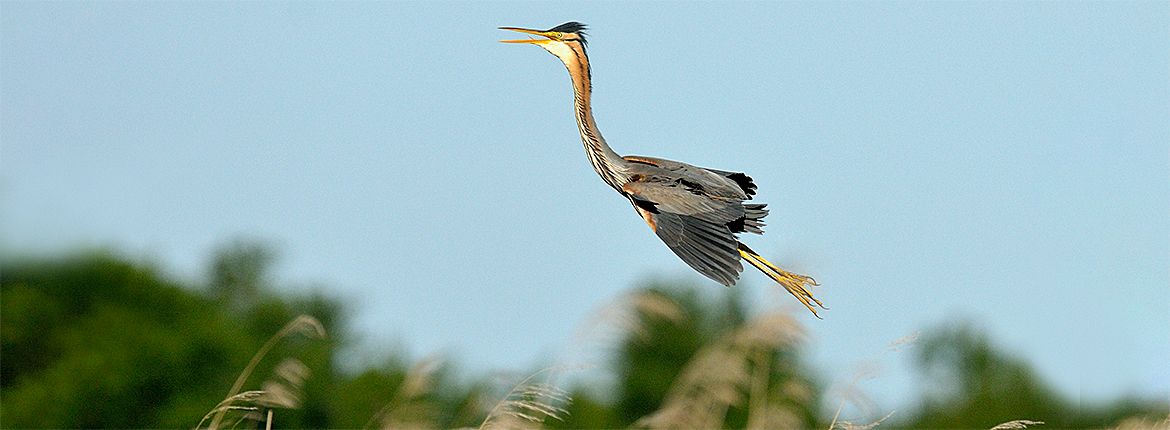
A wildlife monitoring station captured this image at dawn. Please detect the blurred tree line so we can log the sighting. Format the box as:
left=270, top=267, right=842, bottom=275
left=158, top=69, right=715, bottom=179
left=2, top=242, right=1165, bottom=429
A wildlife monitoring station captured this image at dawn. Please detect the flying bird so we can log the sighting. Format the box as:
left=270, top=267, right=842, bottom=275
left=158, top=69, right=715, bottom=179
left=500, top=22, right=826, bottom=317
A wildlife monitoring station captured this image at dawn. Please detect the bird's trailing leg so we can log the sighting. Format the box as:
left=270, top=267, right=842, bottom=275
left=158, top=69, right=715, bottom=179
left=738, top=242, right=826, bottom=318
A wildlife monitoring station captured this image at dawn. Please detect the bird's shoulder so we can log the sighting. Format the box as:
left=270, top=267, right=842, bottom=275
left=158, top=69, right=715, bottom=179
left=623, top=155, right=749, bottom=200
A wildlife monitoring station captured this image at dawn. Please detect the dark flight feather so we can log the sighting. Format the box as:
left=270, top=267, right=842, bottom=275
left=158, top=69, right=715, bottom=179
left=651, top=211, right=743, bottom=286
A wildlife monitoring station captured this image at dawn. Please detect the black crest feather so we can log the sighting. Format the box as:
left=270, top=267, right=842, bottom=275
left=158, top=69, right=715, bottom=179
left=547, top=21, right=588, bottom=45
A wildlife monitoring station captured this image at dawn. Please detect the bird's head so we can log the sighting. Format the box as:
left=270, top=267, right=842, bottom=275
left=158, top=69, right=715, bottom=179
left=499, top=22, right=589, bottom=65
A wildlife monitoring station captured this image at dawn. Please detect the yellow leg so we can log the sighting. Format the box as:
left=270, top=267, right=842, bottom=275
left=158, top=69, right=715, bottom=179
left=738, top=243, right=826, bottom=318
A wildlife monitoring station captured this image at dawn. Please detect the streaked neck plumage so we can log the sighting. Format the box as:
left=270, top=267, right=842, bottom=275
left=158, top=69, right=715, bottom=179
left=549, top=41, right=629, bottom=191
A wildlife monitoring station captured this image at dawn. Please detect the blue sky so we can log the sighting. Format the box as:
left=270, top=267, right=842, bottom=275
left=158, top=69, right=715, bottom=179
left=4, top=1, right=1167, bottom=414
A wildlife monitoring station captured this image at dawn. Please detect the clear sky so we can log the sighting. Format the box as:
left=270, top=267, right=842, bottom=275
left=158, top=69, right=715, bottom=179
left=4, top=0, right=1167, bottom=414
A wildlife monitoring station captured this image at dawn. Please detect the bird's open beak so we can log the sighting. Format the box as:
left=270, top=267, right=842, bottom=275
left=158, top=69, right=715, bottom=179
left=498, top=26, right=555, bottom=44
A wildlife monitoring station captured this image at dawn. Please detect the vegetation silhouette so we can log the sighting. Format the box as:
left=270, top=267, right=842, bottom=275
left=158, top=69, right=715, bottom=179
left=1, top=243, right=1165, bottom=428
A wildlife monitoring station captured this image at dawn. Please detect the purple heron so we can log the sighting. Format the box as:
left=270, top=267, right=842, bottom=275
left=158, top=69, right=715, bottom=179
left=501, top=22, right=825, bottom=317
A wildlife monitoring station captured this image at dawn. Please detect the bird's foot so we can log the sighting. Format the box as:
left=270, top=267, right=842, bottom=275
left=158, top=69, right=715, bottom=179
left=772, top=269, right=826, bottom=319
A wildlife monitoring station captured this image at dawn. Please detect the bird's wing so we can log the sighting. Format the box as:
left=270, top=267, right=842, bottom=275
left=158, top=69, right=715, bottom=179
left=623, top=155, right=751, bottom=200
left=622, top=172, right=745, bottom=222
left=702, top=168, right=758, bottom=198
left=623, top=177, right=745, bottom=286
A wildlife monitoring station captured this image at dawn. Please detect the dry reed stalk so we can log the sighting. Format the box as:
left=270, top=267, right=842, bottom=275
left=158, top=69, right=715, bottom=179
left=826, top=331, right=921, bottom=430
left=1112, top=414, right=1170, bottom=430
left=826, top=365, right=882, bottom=430
left=569, top=290, right=685, bottom=354
left=990, top=420, right=1045, bottom=429
left=198, top=315, right=327, bottom=430
left=886, top=331, right=920, bottom=352
left=829, top=410, right=895, bottom=430
left=635, top=311, right=806, bottom=429
left=258, top=358, right=311, bottom=409
left=195, top=357, right=313, bottom=430
left=365, top=354, right=444, bottom=430
left=477, top=368, right=573, bottom=430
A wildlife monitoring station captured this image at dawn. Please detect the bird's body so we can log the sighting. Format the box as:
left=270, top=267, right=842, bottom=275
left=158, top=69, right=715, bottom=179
left=502, top=22, right=825, bottom=317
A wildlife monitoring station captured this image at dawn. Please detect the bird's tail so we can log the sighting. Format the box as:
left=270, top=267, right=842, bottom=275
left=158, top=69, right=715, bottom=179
left=738, top=242, right=826, bottom=318
left=742, top=204, right=768, bottom=234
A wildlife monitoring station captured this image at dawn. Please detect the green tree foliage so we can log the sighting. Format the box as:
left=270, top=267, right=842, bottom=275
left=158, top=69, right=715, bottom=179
left=904, top=322, right=1168, bottom=429
left=2, top=251, right=247, bottom=427
left=0, top=244, right=348, bottom=429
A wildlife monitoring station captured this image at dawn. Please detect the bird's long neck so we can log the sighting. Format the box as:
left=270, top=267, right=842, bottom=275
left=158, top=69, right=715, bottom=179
left=563, top=49, right=628, bottom=191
